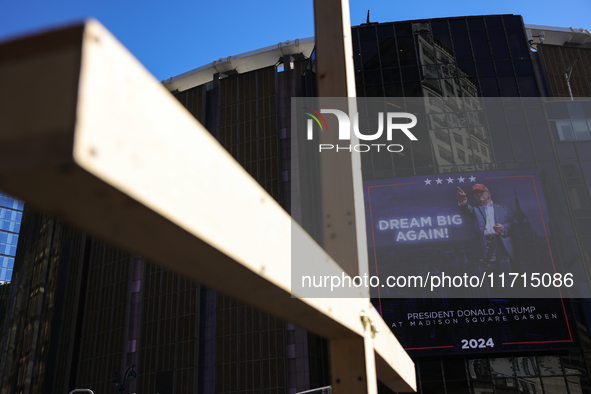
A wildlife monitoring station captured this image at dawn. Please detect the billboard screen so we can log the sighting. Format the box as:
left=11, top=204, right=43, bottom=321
left=364, top=169, right=574, bottom=354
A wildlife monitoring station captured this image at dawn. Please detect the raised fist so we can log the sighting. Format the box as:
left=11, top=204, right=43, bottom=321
left=456, top=187, right=467, bottom=203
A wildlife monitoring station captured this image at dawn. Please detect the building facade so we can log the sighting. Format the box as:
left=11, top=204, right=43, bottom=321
left=0, top=38, right=322, bottom=394
left=2, top=13, right=591, bottom=394
left=0, top=192, right=24, bottom=284
left=337, top=15, right=591, bottom=394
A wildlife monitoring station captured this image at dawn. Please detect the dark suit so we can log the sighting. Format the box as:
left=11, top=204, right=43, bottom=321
left=459, top=201, right=515, bottom=263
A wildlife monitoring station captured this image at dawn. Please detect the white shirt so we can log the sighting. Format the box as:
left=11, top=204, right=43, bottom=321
left=459, top=199, right=499, bottom=235
left=481, top=201, right=496, bottom=236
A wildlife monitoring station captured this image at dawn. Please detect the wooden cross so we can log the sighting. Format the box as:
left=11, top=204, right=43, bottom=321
left=0, top=2, right=416, bottom=392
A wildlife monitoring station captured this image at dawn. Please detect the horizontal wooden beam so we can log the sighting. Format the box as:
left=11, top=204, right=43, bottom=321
left=0, top=20, right=415, bottom=392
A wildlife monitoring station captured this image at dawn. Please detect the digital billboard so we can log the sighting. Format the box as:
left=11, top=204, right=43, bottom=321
left=364, top=169, right=574, bottom=354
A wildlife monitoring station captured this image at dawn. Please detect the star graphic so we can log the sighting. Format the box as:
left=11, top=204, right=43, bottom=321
left=424, top=178, right=432, bottom=185
left=435, top=178, right=443, bottom=184
left=469, top=176, right=477, bottom=182
left=446, top=177, right=454, bottom=184
left=457, top=176, right=465, bottom=183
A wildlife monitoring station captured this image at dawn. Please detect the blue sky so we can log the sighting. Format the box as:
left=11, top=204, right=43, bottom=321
left=1, top=0, right=590, bottom=82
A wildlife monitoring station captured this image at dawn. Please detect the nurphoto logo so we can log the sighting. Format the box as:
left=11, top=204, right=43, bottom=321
left=304, top=107, right=418, bottom=153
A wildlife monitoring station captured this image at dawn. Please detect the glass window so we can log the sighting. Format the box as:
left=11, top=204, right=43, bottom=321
left=360, top=40, right=380, bottom=70
left=433, top=33, right=454, bottom=58
left=423, top=65, right=441, bottom=88
left=467, top=18, right=485, bottom=30
left=490, top=358, right=515, bottom=378
left=447, top=112, right=459, bottom=127
left=400, top=67, right=420, bottom=81
left=489, top=125, right=513, bottom=161
left=472, top=381, right=494, bottom=394
left=489, top=30, right=511, bottom=61
left=376, top=25, right=394, bottom=40
left=363, top=70, right=382, bottom=85
left=438, top=145, right=454, bottom=163
left=503, top=16, right=523, bottom=29
left=451, top=31, right=472, bottom=62
left=363, top=84, right=384, bottom=97
left=517, top=76, right=539, bottom=97
left=358, top=26, right=376, bottom=41
left=457, top=148, right=466, bottom=162
left=538, top=356, right=563, bottom=376
left=563, top=161, right=583, bottom=177
left=468, top=359, right=492, bottom=379
left=449, top=19, right=467, bottom=31
left=514, top=60, right=533, bottom=75
left=538, top=162, right=560, bottom=178
left=431, top=20, right=449, bottom=33
left=442, top=358, right=467, bottom=380
left=553, top=218, right=575, bottom=237
left=506, top=29, right=529, bottom=60
left=443, top=80, right=454, bottom=96
left=470, top=31, right=491, bottom=61
left=577, top=142, right=591, bottom=160
left=444, top=380, right=470, bottom=393
left=542, top=377, right=568, bottom=393
left=494, top=377, right=518, bottom=390
left=508, top=125, right=533, bottom=161
left=429, top=96, right=444, bottom=110
left=543, top=178, right=569, bottom=217
left=402, top=81, right=422, bottom=97
left=556, top=120, right=575, bottom=140
left=382, top=68, right=401, bottom=84
left=419, top=359, right=444, bottom=381
left=487, top=109, right=506, bottom=125
left=561, top=352, right=587, bottom=376
left=557, top=143, right=577, bottom=160
left=499, top=76, right=519, bottom=97
left=429, top=113, right=449, bottom=127
left=573, top=119, right=591, bottom=140
left=485, top=16, right=503, bottom=29
left=453, top=132, right=463, bottom=144
left=395, top=22, right=412, bottom=37
left=524, top=107, right=544, bottom=124
left=479, top=77, right=499, bottom=97
left=412, top=138, right=435, bottom=169
left=384, top=83, right=403, bottom=97
left=420, top=381, right=445, bottom=393
left=567, top=376, right=591, bottom=394
left=495, top=61, right=514, bottom=76
left=421, top=45, right=437, bottom=63
left=434, top=129, right=451, bottom=144
left=379, top=39, right=398, bottom=68
left=568, top=102, right=586, bottom=118
left=547, top=102, right=570, bottom=119
left=457, top=62, right=477, bottom=79
left=396, top=37, right=416, bottom=66
left=518, top=377, right=543, bottom=394
left=569, top=185, right=591, bottom=212
left=505, top=108, right=526, bottom=124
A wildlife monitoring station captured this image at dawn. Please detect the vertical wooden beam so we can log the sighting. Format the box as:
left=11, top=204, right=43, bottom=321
left=313, top=1, right=381, bottom=393
left=313, top=0, right=356, bottom=98
left=313, top=0, right=368, bottom=281
left=329, top=328, right=378, bottom=394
